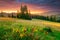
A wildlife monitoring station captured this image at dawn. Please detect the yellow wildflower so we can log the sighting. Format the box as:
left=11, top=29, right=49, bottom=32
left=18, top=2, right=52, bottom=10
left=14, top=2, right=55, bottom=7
left=22, top=27, right=27, bottom=32
left=35, top=29, right=38, bottom=32
left=16, top=28, right=20, bottom=33
left=20, top=33, right=25, bottom=38
left=29, top=33, right=33, bottom=37
left=45, top=31, right=48, bottom=35
left=32, top=27, right=38, bottom=32
left=12, top=28, right=15, bottom=32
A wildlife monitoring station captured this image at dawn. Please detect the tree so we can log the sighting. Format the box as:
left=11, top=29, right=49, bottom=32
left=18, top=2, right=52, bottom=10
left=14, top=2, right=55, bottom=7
left=17, top=4, right=32, bottom=20
left=53, top=15, right=56, bottom=22
left=50, top=16, right=53, bottom=21
left=46, top=16, right=49, bottom=20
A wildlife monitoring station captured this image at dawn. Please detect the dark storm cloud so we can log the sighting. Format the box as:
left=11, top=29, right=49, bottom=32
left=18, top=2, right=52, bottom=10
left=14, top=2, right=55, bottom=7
left=0, top=0, right=16, bottom=4
left=0, top=0, right=60, bottom=11
left=0, top=0, right=60, bottom=8
left=18, top=0, right=60, bottom=9
left=0, top=0, right=16, bottom=6
left=0, top=0, right=15, bottom=2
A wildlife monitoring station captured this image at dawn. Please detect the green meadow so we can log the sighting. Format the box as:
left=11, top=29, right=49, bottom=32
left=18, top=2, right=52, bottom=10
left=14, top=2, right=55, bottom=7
left=0, top=17, right=60, bottom=40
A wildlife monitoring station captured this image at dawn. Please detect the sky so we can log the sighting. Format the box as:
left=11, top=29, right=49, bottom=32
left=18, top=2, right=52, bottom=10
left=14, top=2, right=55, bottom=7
left=0, top=0, right=60, bottom=14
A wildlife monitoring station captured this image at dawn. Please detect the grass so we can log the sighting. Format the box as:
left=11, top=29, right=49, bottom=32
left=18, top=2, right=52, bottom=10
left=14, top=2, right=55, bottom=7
left=0, top=17, right=60, bottom=40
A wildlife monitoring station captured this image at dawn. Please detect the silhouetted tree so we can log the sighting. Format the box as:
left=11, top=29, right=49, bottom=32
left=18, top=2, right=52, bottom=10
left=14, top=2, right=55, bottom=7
left=17, top=4, right=32, bottom=20
left=46, top=16, right=49, bottom=20
left=0, top=12, right=4, bottom=17
left=50, top=16, right=53, bottom=21
left=53, top=15, right=56, bottom=22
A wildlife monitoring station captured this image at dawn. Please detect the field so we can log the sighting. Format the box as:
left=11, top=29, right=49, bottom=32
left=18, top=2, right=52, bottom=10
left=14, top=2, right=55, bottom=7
left=0, top=17, right=60, bottom=40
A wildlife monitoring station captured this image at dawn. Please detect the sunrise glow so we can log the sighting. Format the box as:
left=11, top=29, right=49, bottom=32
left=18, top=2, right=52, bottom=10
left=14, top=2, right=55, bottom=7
left=0, top=0, right=60, bottom=14
left=1, top=11, right=17, bottom=13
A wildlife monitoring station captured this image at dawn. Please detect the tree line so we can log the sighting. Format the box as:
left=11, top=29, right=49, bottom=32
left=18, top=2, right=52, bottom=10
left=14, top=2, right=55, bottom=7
left=32, top=14, right=60, bottom=22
